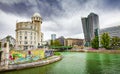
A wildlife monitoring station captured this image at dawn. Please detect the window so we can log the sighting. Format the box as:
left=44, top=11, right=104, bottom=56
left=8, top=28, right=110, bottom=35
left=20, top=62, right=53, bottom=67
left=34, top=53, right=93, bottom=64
left=20, top=31, right=22, bottom=35
left=41, top=35, right=43, bottom=38
left=31, top=26, right=32, bottom=29
left=37, top=17, right=39, bottom=20
left=20, top=41, right=21, bottom=44
left=24, top=46, right=28, bottom=50
left=17, top=25, right=18, bottom=28
left=20, top=36, right=22, bottom=40
left=41, top=39, right=42, bottom=42
left=31, top=32, right=32, bottom=35
left=25, top=31, right=27, bottom=34
left=34, top=37, right=36, bottom=40
left=24, top=41, right=28, bottom=44
left=25, top=36, right=27, bottom=39
left=25, top=25, right=27, bottom=27
left=31, top=41, right=32, bottom=44
left=31, top=36, right=32, bottom=39
left=19, top=25, right=21, bottom=28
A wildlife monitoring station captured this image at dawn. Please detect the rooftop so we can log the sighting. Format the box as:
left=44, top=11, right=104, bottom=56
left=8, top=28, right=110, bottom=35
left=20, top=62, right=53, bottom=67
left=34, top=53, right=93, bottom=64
left=33, top=12, right=41, bottom=17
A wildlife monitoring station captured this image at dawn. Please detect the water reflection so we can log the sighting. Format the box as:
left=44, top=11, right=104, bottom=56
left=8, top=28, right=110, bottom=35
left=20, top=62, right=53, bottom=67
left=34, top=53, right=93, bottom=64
left=86, top=53, right=120, bottom=74
left=85, top=53, right=102, bottom=74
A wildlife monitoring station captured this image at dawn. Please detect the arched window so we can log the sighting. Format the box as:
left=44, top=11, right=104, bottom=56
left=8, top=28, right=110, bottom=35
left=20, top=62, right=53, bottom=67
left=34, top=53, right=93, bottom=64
left=25, top=36, right=27, bottom=39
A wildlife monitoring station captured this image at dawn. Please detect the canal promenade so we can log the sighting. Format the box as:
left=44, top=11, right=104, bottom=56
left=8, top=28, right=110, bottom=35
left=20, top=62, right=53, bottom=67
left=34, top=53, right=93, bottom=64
left=67, top=48, right=120, bottom=54
left=0, top=55, right=62, bottom=72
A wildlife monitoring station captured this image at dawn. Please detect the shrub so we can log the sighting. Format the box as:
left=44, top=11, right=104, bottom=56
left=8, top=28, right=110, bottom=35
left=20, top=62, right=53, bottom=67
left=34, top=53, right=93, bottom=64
left=54, top=52, right=61, bottom=56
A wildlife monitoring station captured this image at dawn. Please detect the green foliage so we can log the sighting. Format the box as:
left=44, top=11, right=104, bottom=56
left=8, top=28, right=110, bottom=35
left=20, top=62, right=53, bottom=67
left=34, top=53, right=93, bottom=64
left=54, top=52, right=61, bottom=56
left=50, top=40, right=61, bottom=46
left=91, top=36, right=99, bottom=49
left=100, top=32, right=110, bottom=49
left=50, top=46, right=73, bottom=49
left=50, top=40, right=53, bottom=46
left=110, top=36, right=120, bottom=49
left=54, top=40, right=61, bottom=46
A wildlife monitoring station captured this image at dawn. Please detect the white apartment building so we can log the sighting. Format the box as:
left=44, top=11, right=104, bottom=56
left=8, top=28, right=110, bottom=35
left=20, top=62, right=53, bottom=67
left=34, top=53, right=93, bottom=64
left=16, top=13, right=43, bottom=50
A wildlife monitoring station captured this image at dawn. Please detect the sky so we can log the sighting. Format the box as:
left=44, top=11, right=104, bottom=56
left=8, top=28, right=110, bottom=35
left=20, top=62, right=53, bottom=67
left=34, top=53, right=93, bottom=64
left=0, top=0, right=120, bottom=40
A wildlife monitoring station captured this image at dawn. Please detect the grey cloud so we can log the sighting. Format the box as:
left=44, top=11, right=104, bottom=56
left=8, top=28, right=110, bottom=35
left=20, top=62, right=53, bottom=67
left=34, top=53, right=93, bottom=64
left=0, top=0, right=63, bottom=19
left=1, top=0, right=120, bottom=40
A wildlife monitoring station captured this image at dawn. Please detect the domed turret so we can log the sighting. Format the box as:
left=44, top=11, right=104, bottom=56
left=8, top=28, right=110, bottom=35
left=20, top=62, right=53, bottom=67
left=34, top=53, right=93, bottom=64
left=33, top=12, right=41, bottom=17
left=31, top=12, right=42, bottom=22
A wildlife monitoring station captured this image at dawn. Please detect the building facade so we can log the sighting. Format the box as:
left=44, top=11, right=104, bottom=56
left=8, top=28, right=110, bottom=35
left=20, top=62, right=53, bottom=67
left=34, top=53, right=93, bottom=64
left=16, top=13, right=43, bottom=50
left=65, top=38, right=84, bottom=47
left=57, top=36, right=65, bottom=46
left=0, top=51, right=2, bottom=64
left=0, top=35, right=16, bottom=48
left=100, top=25, right=120, bottom=38
left=81, top=13, right=99, bottom=46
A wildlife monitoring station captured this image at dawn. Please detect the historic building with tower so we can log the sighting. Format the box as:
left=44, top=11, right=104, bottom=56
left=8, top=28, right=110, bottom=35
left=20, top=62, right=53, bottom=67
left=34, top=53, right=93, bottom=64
left=16, top=13, right=43, bottom=50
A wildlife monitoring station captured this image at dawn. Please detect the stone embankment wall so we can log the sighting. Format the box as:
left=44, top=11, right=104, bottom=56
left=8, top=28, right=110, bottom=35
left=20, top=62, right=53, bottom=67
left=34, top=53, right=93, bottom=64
left=0, top=56, right=62, bottom=72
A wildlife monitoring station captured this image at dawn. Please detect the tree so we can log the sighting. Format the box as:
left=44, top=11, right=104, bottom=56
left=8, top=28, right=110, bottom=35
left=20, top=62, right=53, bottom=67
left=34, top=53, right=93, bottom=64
left=110, top=36, right=120, bottom=49
left=91, top=36, right=99, bottom=49
left=50, top=40, right=61, bottom=46
left=50, top=40, right=54, bottom=46
left=53, top=40, right=61, bottom=46
left=100, top=32, right=110, bottom=49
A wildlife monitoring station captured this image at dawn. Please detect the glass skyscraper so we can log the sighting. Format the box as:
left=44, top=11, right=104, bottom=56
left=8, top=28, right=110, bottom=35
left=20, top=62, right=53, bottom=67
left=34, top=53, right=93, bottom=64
left=81, top=13, right=99, bottom=47
left=51, top=34, right=56, bottom=40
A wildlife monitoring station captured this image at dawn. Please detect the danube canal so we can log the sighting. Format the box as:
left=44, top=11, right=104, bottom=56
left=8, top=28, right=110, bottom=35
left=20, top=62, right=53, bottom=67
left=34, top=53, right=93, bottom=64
left=1, top=52, right=120, bottom=74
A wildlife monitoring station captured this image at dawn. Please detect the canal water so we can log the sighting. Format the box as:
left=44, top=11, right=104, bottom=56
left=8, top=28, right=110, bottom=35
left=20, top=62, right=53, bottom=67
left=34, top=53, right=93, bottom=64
left=1, top=52, right=120, bottom=74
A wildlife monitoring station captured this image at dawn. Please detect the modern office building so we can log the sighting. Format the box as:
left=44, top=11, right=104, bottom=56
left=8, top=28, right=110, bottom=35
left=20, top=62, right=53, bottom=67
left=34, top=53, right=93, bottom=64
left=81, top=13, right=99, bottom=46
left=51, top=34, right=56, bottom=40
left=100, top=25, right=120, bottom=38
left=16, top=13, right=43, bottom=50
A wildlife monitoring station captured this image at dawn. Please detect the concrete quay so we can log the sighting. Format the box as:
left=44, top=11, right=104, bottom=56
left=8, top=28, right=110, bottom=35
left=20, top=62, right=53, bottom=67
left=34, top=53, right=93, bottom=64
left=0, top=56, right=62, bottom=72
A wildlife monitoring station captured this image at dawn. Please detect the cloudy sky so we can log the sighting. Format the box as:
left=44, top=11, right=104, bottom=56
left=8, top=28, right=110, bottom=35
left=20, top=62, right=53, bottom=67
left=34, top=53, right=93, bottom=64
left=0, top=0, right=120, bottom=40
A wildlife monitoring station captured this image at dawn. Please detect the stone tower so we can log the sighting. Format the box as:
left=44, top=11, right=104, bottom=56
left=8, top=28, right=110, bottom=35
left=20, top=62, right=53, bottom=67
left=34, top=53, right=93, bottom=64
left=31, top=13, right=42, bottom=46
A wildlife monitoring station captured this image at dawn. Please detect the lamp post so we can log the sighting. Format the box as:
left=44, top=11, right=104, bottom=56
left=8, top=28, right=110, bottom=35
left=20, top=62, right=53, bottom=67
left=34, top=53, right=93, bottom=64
left=5, top=42, right=9, bottom=69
